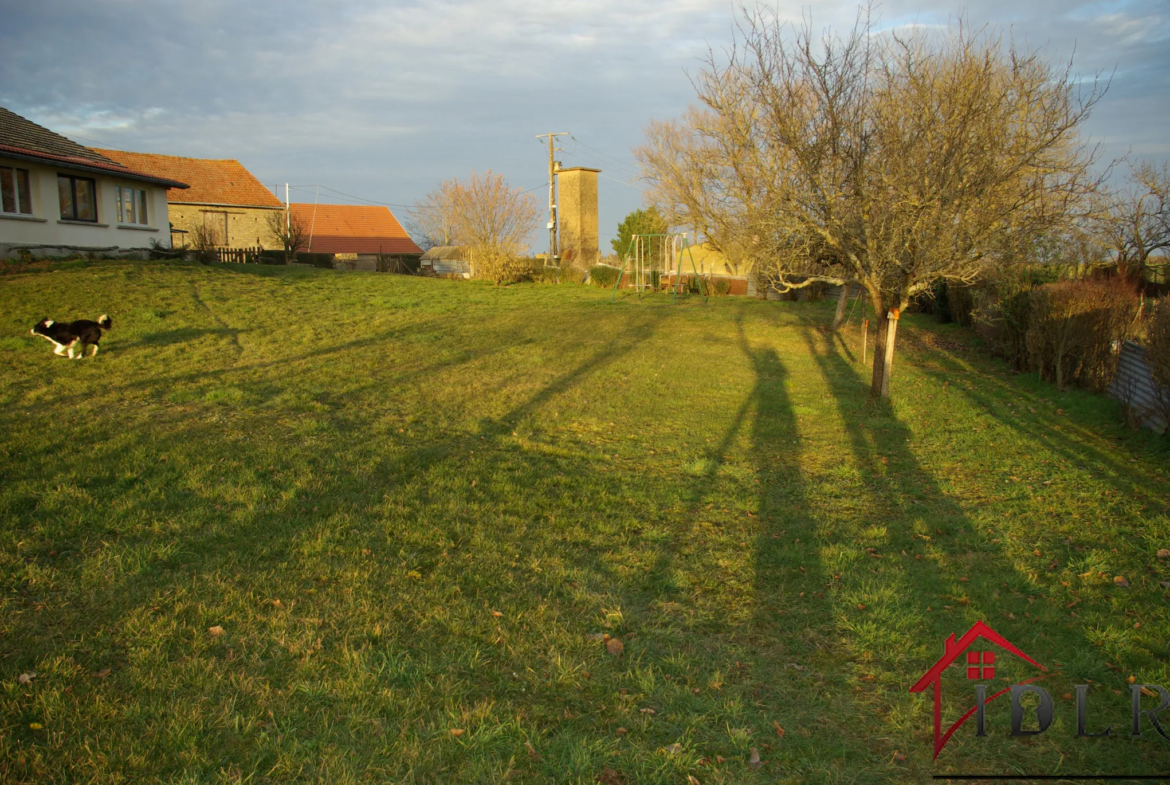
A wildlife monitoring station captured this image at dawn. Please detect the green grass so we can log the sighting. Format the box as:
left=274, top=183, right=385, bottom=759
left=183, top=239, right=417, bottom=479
left=1, top=259, right=1168, bottom=783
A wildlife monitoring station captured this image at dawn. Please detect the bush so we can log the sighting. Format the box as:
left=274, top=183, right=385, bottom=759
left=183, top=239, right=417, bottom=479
left=713, top=278, right=733, bottom=296
left=947, top=283, right=976, bottom=327
left=973, top=265, right=1062, bottom=370
left=589, top=264, right=621, bottom=289
left=1026, top=278, right=1142, bottom=392
left=471, top=246, right=530, bottom=284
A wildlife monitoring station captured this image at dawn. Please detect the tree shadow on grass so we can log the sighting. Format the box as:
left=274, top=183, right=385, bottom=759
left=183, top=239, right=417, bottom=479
left=786, top=323, right=1166, bottom=779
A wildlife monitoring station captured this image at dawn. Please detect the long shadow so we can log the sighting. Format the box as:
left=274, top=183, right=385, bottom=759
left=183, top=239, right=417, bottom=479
left=896, top=326, right=1170, bottom=509
left=794, top=324, right=1164, bottom=777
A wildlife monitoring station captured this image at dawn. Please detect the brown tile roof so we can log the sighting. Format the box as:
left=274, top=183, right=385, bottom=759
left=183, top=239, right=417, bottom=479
left=93, top=149, right=282, bottom=208
left=290, top=203, right=423, bottom=255
left=0, top=106, right=188, bottom=188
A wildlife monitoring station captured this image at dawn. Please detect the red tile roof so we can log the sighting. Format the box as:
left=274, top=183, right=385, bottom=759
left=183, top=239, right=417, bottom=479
left=290, top=203, right=422, bottom=255
left=92, top=149, right=282, bottom=208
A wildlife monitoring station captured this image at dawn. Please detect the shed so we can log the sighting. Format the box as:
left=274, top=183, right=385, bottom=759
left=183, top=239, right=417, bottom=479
left=420, top=245, right=471, bottom=278
left=1107, top=340, right=1168, bottom=433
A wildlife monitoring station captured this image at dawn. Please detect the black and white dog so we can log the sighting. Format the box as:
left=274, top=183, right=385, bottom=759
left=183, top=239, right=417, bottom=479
left=30, top=314, right=112, bottom=359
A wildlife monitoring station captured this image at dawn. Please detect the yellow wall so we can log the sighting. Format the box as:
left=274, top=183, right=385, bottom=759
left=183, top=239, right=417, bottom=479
left=557, top=167, right=599, bottom=268
left=168, top=203, right=282, bottom=249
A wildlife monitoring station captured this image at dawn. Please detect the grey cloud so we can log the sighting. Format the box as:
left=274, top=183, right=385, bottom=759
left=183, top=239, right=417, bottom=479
left=3, top=0, right=1167, bottom=251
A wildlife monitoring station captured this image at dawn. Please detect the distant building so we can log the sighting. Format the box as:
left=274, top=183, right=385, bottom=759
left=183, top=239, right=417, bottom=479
left=557, top=166, right=600, bottom=269
left=0, top=106, right=187, bottom=258
left=419, top=245, right=471, bottom=277
left=289, top=203, right=422, bottom=271
left=94, top=149, right=283, bottom=250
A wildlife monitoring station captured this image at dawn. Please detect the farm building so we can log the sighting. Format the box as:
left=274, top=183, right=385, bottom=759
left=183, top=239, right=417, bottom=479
left=419, top=245, right=471, bottom=277
left=93, top=149, right=283, bottom=250
left=0, top=106, right=187, bottom=258
left=288, top=203, right=422, bottom=272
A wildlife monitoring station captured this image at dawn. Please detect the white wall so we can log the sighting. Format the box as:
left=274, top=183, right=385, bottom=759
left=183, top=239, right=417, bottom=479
left=0, top=155, right=171, bottom=252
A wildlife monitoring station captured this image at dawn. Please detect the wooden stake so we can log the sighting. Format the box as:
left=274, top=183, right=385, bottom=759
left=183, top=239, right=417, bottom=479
left=861, top=319, right=869, bottom=365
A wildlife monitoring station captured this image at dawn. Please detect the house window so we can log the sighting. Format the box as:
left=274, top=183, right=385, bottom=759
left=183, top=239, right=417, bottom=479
left=1, top=166, right=33, bottom=215
left=58, top=174, right=97, bottom=222
left=117, top=186, right=149, bottom=225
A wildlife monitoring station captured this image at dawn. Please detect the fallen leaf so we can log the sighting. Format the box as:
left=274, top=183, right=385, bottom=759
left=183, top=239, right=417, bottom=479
left=271, top=599, right=283, bottom=608
left=606, top=638, right=624, bottom=657
left=715, top=755, right=726, bottom=764
left=1063, top=693, right=1073, bottom=700
left=491, top=610, right=503, bottom=618
left=1034, top=549, right=1042, bottom=557
left=407, top=570, right=422, bottom=580
left=1114, top=576, right=1130, bottom=587
left=1142, top=686, right=1158, bottom=698
left=17, top=672, right=35, bottom=685
left=526, top=741, right=542, bottom=762
left=1127, top=675, right=1137, bottom=684
left=597, top=768, right=627, bottom=785
left=893, top=751, right=907, bottom=762
left=587, top=633, right=606, bottom=641
left=449, top=728, right=465, bottom=737
left=1157, top=549, right=1170, bottom=559
left=208, top=625, right=225, bottom=637
left=29, top=722, right=42, bottom=730
left=687, top=776, right=701, bottom=785
left=93, top=668, right=111, bottom=679
left=639, top=707, right=656, bottom=715
left=615, top=727, right=628, bottom=735
left=666, top=743, right=682, bottom=754
left=749, top=747, right=762, bottom=769
left=774, top=720, right=786, bottom=737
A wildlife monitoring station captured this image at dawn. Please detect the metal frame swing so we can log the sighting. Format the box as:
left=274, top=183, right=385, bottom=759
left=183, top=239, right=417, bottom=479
left=609, top=233, right=708, bottom=305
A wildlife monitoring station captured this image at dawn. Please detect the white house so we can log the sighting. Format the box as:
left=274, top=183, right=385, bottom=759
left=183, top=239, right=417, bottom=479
left=0, top=107, right=188, bottom=258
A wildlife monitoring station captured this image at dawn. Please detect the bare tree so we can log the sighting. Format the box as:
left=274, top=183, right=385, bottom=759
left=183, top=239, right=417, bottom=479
left=266, top=210, right=308, bottom=264
left=1099, top=161, right=1170, bottom=282
left=638, top=5, right=1104, bottom=399
left=411, top=170, right=540, bottom=283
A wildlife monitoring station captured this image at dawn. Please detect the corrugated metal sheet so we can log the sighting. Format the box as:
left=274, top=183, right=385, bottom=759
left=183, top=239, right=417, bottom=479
left=1107, top=340, right=1168, bottom=433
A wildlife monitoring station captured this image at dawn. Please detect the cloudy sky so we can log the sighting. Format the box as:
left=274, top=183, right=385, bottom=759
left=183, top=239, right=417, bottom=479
left=3, top=0, right=1167, bottom=253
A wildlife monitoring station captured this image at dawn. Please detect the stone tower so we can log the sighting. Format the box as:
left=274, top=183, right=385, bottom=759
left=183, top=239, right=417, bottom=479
left=557, top=166, right=600, bottom=269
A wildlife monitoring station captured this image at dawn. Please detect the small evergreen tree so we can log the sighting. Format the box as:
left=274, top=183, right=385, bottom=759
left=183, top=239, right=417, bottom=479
left=612, top=207, right=669, bottom=263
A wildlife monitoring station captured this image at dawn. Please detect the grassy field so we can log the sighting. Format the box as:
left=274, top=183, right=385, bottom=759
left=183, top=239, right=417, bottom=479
left=1, top=258, right=1168, bottom=784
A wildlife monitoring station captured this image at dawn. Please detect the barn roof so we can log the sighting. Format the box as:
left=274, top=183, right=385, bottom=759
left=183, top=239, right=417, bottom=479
left=290, top=203, right=422, bottom=255
left=93, top=149, right=281, bottom=208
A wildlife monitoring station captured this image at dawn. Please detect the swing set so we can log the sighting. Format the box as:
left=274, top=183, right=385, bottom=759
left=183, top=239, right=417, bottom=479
left=609, top=233, right=708, bottom=305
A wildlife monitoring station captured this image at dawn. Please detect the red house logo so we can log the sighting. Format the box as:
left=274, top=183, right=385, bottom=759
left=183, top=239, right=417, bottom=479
left=909, top=620, right=1048, bottom=758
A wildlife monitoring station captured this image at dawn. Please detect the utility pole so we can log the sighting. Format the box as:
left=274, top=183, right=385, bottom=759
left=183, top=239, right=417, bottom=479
left=536, top=132, right=568, bottom=264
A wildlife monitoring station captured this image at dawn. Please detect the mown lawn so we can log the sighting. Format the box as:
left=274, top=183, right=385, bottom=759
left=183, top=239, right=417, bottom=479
left=1, top=259, right=1168, bottom=784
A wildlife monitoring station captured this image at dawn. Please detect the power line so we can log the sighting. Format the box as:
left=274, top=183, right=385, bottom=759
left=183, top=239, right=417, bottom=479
left=568, top=134, right=642, bottom=177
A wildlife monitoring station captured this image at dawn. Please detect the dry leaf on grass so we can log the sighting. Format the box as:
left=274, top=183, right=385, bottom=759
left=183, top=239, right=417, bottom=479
left=208, top=625, right=225, bottom=637
left=1142, top=686, right=1159, bottom=697
left=606, top=637, right=624, bottom=657
left=665, top=743, right=682, bottom=754
left=773, top=721, right=786, bottom=737
left=449, top=728, right=465, bottom=737
left=1158, top=549, right=1170, bottom=559
left=639, top=707, right=655, bottom=715
left=17, top=672, right=35, bottom=685
left=526, top=741, right=541, bottom=761
left=615, top=727, right=628, bottom=735
left=749, top=747, right=762, bottom=769
left=93, top=668, right=111, bottom=679
left=1114, top=576, right=1130, bottom=587
left=687, top=776, right=701, bottom=785
left=491, top=610, right=503, bottom=618
left=893, top=751, right=907, bottom=762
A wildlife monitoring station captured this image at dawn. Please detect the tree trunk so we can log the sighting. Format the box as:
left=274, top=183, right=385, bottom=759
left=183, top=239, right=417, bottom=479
left=869, top=305, right=889, bottom=400
left=830, top=283, right=851, bottom=332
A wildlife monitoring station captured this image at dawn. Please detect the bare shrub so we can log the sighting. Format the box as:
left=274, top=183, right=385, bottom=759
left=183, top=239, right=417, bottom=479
left=190, top=224, right=218, bottom=264
left=1026, top=278, right=1142, bottom=392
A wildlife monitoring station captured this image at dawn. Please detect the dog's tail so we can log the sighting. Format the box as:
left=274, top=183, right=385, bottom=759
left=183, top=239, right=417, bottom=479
left=97, top=314, right=112, bottom=330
